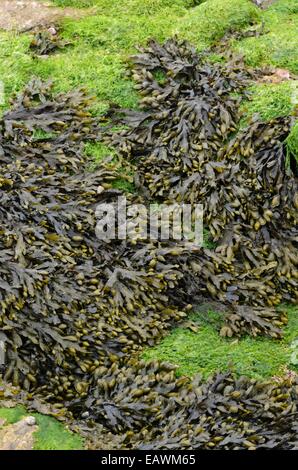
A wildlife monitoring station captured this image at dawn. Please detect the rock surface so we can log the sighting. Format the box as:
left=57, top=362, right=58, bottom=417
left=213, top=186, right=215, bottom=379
left=0, top=0, right=84, bottom=31
left=252, top=0, right=277, bottom=8
left=0, top=416, right=38, bottom=450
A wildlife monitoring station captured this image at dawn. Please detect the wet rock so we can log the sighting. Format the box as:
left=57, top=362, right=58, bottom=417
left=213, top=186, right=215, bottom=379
left=0, top=416, right=38, bottom=450
left=0, top=0, right=85, bottom=32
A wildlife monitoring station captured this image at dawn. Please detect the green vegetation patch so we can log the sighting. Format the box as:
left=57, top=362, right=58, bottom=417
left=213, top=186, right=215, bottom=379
left=60, top=12, right=183, bottom=52
left=0, top=0, right=297, bottom=390
left=84, top=141, right=116, bottom=162
left=285, top=120, right=298, bottom=170
left=232, top=0, right=298, bottom=73
left=143, top=306, right=298, bottom=379
left=32, top=49, right=138, bottom=110
left=1, top=0, right=295, bottom=118
left=53, top=0, right=195, bottom=14
left=176, top=0, right=260, bottom=49
left=0, top=32, right=33, bottom=110
left=241, top=80, right=297, bottom=123
left=53, top=0, right=98, bottom=6
left=0, top=406, right=84, bottom=450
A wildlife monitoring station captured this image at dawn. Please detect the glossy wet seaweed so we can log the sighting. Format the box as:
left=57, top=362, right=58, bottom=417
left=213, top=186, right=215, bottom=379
left=0, top=38, right=297, bottom=448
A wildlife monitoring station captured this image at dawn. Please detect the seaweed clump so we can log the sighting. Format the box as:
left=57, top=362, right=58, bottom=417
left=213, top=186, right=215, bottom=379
left=107, top=39, right=298, bottom=337
left=0, top=79, right=187, bottom=393
left=30, top=29, right=70, bottom=56
left=0, top=39, right=297, bottom=449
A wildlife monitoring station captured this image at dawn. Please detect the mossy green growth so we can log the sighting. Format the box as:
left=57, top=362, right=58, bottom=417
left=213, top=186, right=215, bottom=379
left=0, top=32, right=33, bottom=111
left=286, top=121, right=298, bottom=157
left=60, top=13, right=183, bottom=53
left=142, top=305, right=298, bottom=380
left=85, top=142, right=116, bottom=162
left=0, top=0, right=296, bottom=118
left=0, top=0, right=264, bottom=116
left=240, top=81, right=297, bottom=123
left=232, top=0, right=298, bottom=74
left=40, top=3, right=186, bottom=112
left=21, top=4, right=190, bottom=110
left=285, top=120, right=298, bottom=170
left=176, top=0, right=260, bottom=49
left=0, top=406, right=84, bottom=450
left=53, top=0, right=98, bottom=6
left=31, top=49, right=138, bottom=110
left=32, top=129, right=56, bottom=141
left=53, top=0, right=195, bottom=14
left=203, top=228, right=217, bottom=249
left=111, top=179, right=135, bottom=193
left=85, top=142, right=135, bottom=192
